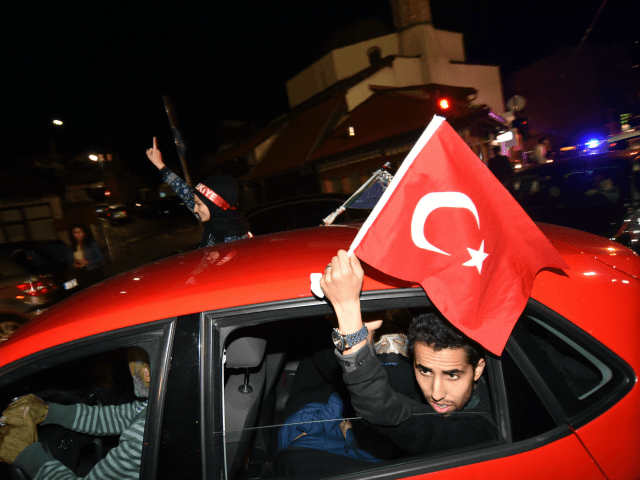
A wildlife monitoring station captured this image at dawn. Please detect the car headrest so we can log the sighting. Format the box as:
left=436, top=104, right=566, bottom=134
left=226, top=336, right=267, bottom=369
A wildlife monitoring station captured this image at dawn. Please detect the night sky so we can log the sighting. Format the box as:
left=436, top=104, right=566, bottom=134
left=4, top=0, right=638, bottom=179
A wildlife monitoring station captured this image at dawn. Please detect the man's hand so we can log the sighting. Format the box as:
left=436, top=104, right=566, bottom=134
left=146, top=137, right=165, bottom=170
left=320, top=250, right=367, bottom=354
left=74, top=258, right=89, bottom=268
left=0, top=407, right=38, bottom=464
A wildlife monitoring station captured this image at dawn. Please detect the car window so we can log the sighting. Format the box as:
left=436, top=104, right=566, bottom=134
left=500, top=348, right=556, bottom=442
left=218, top=311, right=502, bottom=480
left=0, top=346, right=150, bottom=479
left=0, top=320, right=174, bottom=480
left=511, top=313, right=632, bottom=420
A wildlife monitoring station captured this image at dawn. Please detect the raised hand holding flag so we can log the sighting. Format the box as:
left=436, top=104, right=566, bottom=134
left=330, top=116, right=567, bottom=355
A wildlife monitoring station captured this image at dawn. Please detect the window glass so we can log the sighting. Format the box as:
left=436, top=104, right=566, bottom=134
left=220, top=310, right=502, bottom=480
left=500, top=349, right=556, bottom=442
left=0, top=347, right=150, bottom=479
left=516, top=314, right=627, bottom=418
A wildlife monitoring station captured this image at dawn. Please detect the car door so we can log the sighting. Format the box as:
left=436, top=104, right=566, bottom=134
left=198, top=290, right=631, bottom=480
left=0, top=318, right=175, bottom=480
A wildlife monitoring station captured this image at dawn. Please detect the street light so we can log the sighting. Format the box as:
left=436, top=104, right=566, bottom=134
left=52, top=119, right=63, bottom=126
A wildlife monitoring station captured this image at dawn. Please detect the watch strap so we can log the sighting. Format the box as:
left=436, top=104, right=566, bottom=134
left=334, top=324, right=368, bottom=351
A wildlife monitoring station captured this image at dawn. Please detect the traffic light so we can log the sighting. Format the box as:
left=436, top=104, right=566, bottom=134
left=435, top=97, right=452, bottom=116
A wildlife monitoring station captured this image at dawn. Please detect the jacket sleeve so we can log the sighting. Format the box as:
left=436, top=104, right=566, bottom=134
left=14, top=414, right=145, bottom=480
left=42, top=401, right=144, bottom=435
left=160, top=167, right=199, bottom=220
left=335, top=343, right=426, bottom=426
left=87, top=242, right=104, bottom=266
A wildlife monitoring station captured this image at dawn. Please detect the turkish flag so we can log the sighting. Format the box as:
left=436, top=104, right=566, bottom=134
left=350, top=117, right=568, bottom=355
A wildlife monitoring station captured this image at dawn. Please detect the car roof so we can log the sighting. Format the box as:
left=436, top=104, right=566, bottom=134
left=514, top=151, right=638, bottom=176
left=244, top=194, right=349, bottom=217
left=608, top=129, right=640, bottom=143
left=1, top=224, right=639, bottom=368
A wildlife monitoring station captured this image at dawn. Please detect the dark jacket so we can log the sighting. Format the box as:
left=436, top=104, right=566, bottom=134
left=335, top=343, right=498, bottom=456
left=488, top=154, right=513, bottom=184
left=160, top=167, right=250, bottom=247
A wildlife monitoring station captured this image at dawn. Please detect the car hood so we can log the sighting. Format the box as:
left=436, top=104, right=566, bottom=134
left=539, top=223, right=640, bottom=279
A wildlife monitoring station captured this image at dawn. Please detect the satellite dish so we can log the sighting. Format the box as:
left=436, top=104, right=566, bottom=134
left=507, top=95, right=526, bottom=112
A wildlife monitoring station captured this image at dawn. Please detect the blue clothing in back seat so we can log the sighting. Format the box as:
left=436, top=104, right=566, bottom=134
left=278, top=393, right=380, bottom=463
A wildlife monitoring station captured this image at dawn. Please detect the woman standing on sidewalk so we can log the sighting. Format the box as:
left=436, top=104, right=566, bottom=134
left=67, top=223, right=105, bottom=288
left=146, top=137, right=251, bottom=247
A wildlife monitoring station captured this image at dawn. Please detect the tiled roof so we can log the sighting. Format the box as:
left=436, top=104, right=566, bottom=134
left=247, top=96, right=345, bottom=180
left=212, top=56, right=397, bottom=167
left=212, top=125, right=280, bottom=165
left=308, top=91, right=436, bottom=161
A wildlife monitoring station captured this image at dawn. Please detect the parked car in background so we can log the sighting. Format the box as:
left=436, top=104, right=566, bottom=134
left=507, top=151, right=640, bottom=252
left=607, top=129, right=640, bottom=154
left=2, top=240, right=82, bottom=293
left=0, top=223, right=638, bottom=478
left=0, top=252, right=64, bottom=335
left=245, top=194, right=369, bottom=235
left=134, top=197, right=191, bottom=220
left=95, top=203, right=131, bottom=225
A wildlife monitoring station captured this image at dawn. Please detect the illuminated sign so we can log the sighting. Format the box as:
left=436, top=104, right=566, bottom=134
left=496, top=131, right=513, bottom=142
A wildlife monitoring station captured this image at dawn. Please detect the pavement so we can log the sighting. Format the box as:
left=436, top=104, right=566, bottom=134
left=98, top=215, right=202, bottom=278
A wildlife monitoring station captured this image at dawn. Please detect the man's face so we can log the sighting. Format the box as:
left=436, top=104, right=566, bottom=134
left=413, top=342, right=485, bottom=414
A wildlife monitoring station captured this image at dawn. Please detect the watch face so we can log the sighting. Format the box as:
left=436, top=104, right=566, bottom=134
left=332, top=330, right=346, bottom=351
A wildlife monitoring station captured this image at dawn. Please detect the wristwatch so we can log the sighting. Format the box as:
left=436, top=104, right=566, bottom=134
left=332, top=324, right=368, bottom=352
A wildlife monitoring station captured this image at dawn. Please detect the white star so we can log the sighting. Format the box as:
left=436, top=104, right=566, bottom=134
left=462, top=240, right=489, bottom=274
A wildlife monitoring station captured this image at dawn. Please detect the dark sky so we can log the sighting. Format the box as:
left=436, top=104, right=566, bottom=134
left=4, top=0, right=638, bottom=176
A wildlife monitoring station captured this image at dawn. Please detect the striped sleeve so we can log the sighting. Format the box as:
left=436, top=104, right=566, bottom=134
left=70, top=401, right=145, bottom=435
left=162, top=168, right=198, bottom=219
left=33, top=411, right=146, bottom=480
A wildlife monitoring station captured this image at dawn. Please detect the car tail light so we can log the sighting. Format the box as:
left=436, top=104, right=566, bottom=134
left=16, top=277, right=58, bottom=297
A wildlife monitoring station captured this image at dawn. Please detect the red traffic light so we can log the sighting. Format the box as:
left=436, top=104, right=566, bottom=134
left=438, top=98, right=450, bottom=110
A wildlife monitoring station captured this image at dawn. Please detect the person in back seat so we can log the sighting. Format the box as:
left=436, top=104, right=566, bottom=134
left=319, top=250, right=496, bottom=456
left=274, top=312, right=422, bottom=474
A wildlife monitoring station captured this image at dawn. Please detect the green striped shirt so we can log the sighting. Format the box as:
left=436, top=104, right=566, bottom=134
left=16, top=400, right=147, bottom=480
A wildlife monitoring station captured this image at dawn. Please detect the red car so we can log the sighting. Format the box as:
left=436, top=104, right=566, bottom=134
left=0, top=223, right=638, bottom=479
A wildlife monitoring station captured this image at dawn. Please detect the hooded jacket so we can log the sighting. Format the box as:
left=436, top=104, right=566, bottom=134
left=160, top=167, right=251, bottom=247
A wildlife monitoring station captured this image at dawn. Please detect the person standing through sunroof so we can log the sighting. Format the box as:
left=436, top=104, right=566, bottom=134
left=146, top=137, right=252, bottom=247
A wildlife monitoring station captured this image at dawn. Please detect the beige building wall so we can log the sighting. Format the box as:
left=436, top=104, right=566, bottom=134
left=400, top=24, right=504, bottom=114
left=435, top=29, right=465, bottom=62
left=345, top=57, right=423, bottom=111
left=431, top=59, right=505, bottom=113
left=286, top=18, right=504, bottom=114
left=286, top=53, right=339, bottom=108
left=331, top=33, right=399, bottom=81
left=286, top=34, right=399, bottom=109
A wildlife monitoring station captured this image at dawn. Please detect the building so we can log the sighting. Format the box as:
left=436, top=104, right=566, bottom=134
left=210, top=0, right=506, bottom=207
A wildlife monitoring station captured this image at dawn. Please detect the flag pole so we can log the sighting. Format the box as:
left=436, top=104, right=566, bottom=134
left=322, top=162, right=392, bottom=226
left=162, top=95, right=193, bottom=186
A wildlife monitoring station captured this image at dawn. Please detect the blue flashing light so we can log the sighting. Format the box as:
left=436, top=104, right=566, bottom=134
left=585, top=139, right=600, bottom=149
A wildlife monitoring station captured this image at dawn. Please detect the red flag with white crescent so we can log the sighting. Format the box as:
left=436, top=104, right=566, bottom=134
left=350, top=116, right=568, bottom=355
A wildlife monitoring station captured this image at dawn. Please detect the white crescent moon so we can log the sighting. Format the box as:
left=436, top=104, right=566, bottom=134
left=411, top=192, right=480, bottom=255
